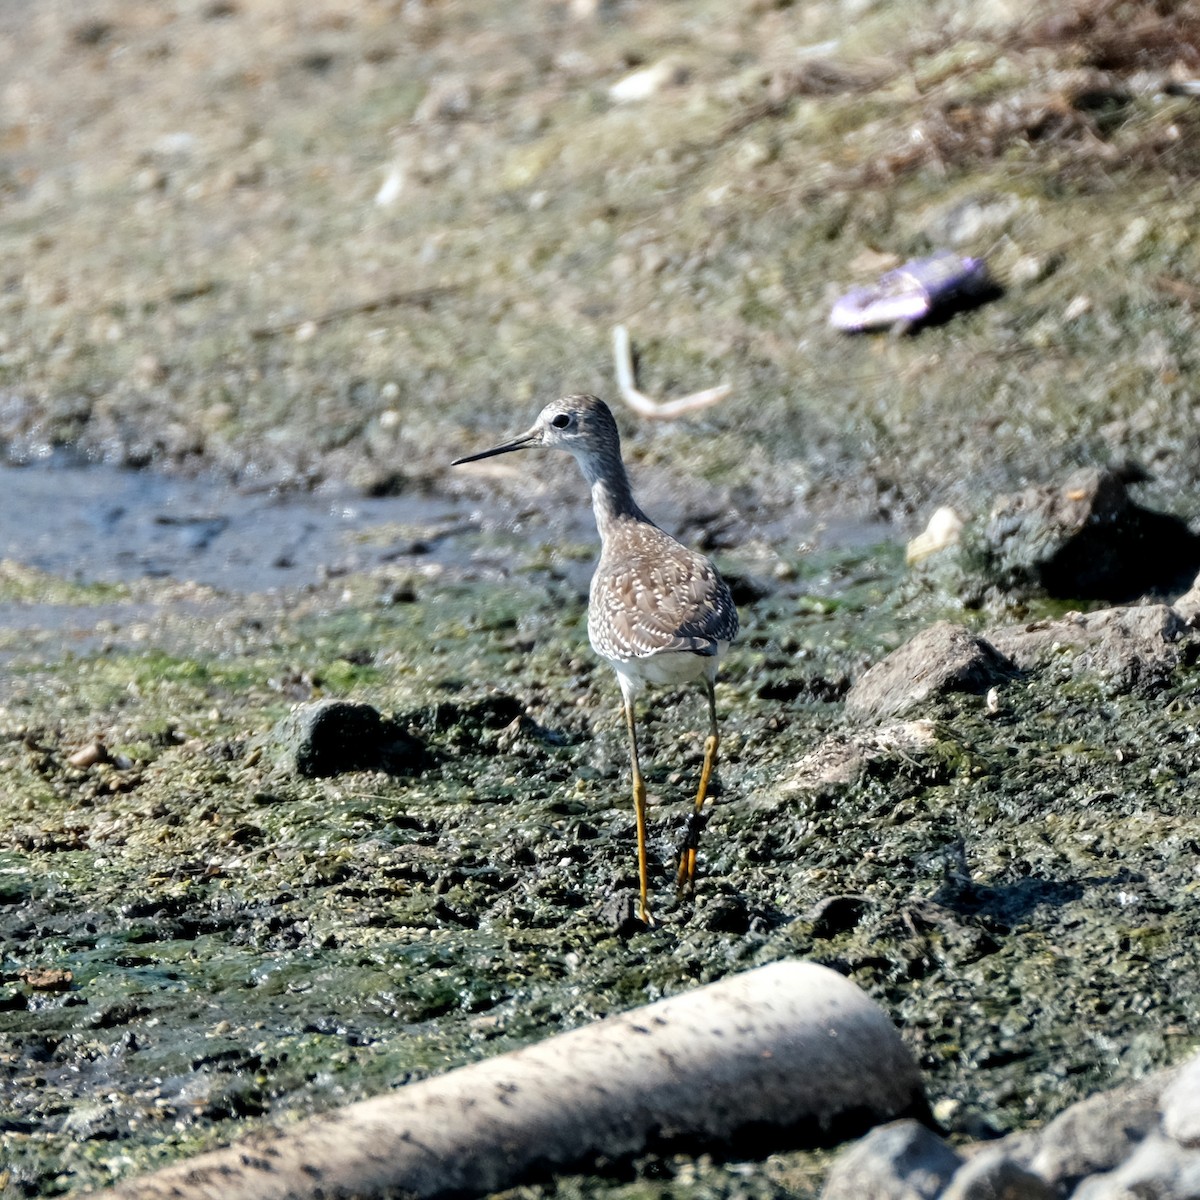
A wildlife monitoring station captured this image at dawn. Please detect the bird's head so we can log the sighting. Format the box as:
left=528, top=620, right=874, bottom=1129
left=452, top=394, right=621, bottom=466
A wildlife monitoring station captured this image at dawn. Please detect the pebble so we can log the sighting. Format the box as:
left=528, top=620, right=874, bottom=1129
left=1163, top=1056, right=1200, bottom=1147
left=824, top=1053, right=1200, bottom=1200
left=374, top=164, right=405, bottom=206
left=68, top=741, right=110, bottom=769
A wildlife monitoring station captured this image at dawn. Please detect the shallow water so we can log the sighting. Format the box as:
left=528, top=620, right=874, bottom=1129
left=0, top=458, right=893, bottom=595
left=0, top=459, right=481, bottom=592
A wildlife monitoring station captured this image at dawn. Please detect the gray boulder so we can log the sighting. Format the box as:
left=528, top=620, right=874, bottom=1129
left=845, top=622, right=1017, bottom=722
left=821, top=1119, right=962, bottom=1200
left=972, top=466, right=1200, bottom=603
left=986, top=604, right=1189, bottom=696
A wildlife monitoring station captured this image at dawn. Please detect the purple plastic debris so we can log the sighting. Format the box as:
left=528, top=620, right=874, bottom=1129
left=830, top=251, right=990, bottom=332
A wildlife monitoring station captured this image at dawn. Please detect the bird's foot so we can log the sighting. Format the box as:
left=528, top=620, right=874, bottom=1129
left=674, top=809, right=709, bottom=892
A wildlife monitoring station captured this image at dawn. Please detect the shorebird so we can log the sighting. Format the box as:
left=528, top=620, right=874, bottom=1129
left=453, top=395, right=738, bottom=924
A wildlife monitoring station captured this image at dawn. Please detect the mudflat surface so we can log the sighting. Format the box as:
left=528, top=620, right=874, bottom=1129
left=3, top=0, right=1200, bottom=522
left=2, top=2, right=1200, bottom=1198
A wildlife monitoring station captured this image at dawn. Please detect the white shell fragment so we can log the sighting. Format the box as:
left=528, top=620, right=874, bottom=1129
left=96, top=961, right=925, bottom=1200
left=609, top=58, right=688, bottom=103
left=374, top=164, right=405, bottom=207
left=906, top=505, right=965, bottom=565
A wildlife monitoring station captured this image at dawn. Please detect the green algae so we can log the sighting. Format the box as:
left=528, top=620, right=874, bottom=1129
left=2, top=534, right=1199, bottom=1196
left=0, top=566, right=128, bottom=608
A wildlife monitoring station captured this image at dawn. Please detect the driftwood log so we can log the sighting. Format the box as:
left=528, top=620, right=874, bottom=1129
left=92, top=960, right=926, bottom=1200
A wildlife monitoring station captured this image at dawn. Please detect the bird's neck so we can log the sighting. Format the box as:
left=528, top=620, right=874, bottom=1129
left=578, top=454, right=649, bottom=542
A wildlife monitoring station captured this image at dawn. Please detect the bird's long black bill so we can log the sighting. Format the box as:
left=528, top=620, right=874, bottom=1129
left=451, top=429, right=539, bottom=466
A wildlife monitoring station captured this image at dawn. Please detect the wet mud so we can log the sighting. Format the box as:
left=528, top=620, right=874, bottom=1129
left=2, top=482, right=1198, bottom=1196
left=3, top=0, right=1200, bottom=1196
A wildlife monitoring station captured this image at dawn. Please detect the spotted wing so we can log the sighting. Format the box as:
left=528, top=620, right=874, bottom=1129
left=589, top=536, right=738, bottom=663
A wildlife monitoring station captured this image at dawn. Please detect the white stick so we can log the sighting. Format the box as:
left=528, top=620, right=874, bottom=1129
left=612, top=325, right=732, bottom=420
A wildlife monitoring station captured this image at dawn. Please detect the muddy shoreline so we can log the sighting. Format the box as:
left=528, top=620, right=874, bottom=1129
left=3, top=0, right=1200, bottom=1195
left=3, top=481, right=1198, bottom=1196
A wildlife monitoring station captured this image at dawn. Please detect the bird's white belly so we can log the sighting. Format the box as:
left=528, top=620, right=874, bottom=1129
left=605, top=642, right=728, bottom=695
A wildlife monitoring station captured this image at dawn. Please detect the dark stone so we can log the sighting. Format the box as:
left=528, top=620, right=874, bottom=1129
left=598, top=889, right=645, bottom=936
left=722, top=570, right=775, bottom=607
left=271, top=700, right=428, bottom=778
left=806, top=894, right=871, bottom=938
left=72, top=20, right=114, bottom=46
left=695, top=892, right=751, bottom=933
left=845, top=622, right=1018, bottom=722
left=821, top=1119, right=963, bottom=1200
left=432, top=898, right=479, bottom=929
left=973, top=466, right=1200, bottom=602
left=0, top=985, right=28, bottom=1012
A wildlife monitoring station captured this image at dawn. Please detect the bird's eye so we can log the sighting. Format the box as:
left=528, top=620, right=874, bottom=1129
left=551, top=413, right=572, bottom=429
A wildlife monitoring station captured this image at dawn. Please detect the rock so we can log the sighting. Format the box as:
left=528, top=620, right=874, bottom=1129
left=68, top=741, right=111, bottom=769
left=1072, top=1132, right=1200, bottom=1200
left=847, top=601, right=1196, bottom=717
left=608, top=57, right=689, bottom=103
left=973, top=466, right=1200, bottom=602
left=1174, top=570, right=1200, bottom=626
left=783, top=720, right=940, bottom=788
left=941, top=1147, right=1055, bottom=1200
left=805, top=894, right=872, bottom=938
left=1027, top=1070, right=1169, bottom=1193
left=413, top=75, right=476, bottom=122
left=867, top=1053, right=1200, bottom=1200
left=270, top=700, right=427, bottom=778
left=986, top=604, right=1190, bottom=695
left=694, top=891, right=751, bottom=933
left=61, top=1100, right=126, bottom=1141
left=17, top=967, right=73, bottom=991
left=1163, top=1052, right=1200, bottom=1147
left=821, top=1119, right=962, bottom=1200
left=845, top=623, right=1018, bottom=722
left=96, top=962, right=929, bottom=1200
left=494, top=713, right=566, bottom=755
left=598, top=889, right=642, bottom=935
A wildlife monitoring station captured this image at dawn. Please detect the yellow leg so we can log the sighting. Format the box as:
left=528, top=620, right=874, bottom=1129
left=624, top=699, right=654, bottom=926
left=677, top=679, right=719, bottom=893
